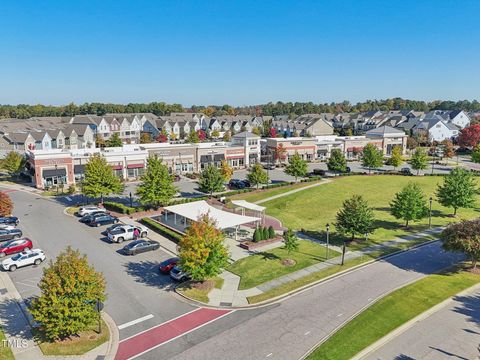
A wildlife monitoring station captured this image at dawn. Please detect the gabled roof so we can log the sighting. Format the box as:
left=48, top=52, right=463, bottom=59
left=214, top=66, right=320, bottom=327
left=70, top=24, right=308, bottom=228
left=232, top=131, right=260, bottom=139
left=4, top=132, right=33, bottom=143
left=30, top=131, right=50, bottom=141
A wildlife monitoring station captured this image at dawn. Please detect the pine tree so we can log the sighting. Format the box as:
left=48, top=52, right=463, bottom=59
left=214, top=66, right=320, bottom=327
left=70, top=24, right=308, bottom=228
left=178, top=215, right=229, bottom=281
left=107, top=133, right=123, bottom=147
left=82, top=154, right=123, bottom=201
left=362, top=143, right=383, bottom=173
left=436, top=168, right=477, bottom=216
left=285, top=152, right=308, bottom=182
left=283, top=228, right=299, bottom=255
left=136, top=156, right=177, bottom=207
left=247, top=163, right=269, bottom=189
left=410, top=148, right=429, bottom=175
left=335, top=195, right=375, bottom=240
left=388, top=145, right=404, bottom=170
left=262, top=227, right=269, bottom=240
left=199, top=164, right=224, bottom=196
left=327, top=149, right=347, bottom=175
left=390, top=183, right=429, bottom=227
left=268, top=226, right=275, bottom=239
left=30, top=247, right=106, bottom=341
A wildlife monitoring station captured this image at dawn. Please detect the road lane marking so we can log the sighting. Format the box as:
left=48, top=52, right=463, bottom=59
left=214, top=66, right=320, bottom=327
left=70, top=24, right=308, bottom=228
left=118, top=314, right=154, bottom=330
left=337, top=313, right=343, bottom=317
left=65, top=196, right=72, bottom=202
left=266, top=353, right=273, bottom=357
left=304, top=331, right=311, bottom=335
left=116, top=308, right=232, bottom=360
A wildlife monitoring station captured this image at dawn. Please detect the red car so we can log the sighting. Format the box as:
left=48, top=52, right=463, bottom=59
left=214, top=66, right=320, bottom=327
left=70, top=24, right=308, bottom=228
left=159, top=257, right=179, bottom=274
left=0, top=238, right=33, bottom=257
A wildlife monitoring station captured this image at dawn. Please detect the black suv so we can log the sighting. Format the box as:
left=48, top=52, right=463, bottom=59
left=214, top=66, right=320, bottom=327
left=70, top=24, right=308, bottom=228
left=0, top=228, right=22, bottom=242
left=87, top=214, right=119, bottom=227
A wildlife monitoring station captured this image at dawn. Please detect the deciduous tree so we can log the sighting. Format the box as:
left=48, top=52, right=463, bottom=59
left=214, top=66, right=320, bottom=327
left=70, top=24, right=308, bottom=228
left=82, top=154, right=123, bottom=201
left=471, top=144, right=480, bottom=163
left=220, top=160, right=233, bottom=182
left=335, top=195, right=375, bottom=240
left=0, top=192, right=13, bottom=216
left=1, top=151, right=25, bottom=176
left=107, top=132, right=123, bottom=147
left=178, top=215, right=229, bottom=281
left=436, top=168, right=477, bottom=216
left=140, top=133, right=152, bottom=144
left=390, top=183, right=429, bottom=227
left=362, top=143, right=383, bottom=173
left=187, top=130, right=200, bottom=143
left=247, top=163, right=269, bottom=189
left=274, top=144, right=287, bottom=165
left=269, top=128, right=277, bottom=138
left=284, top=152, right=308, bottom=182
left=388, top=145, right=404, bottom=170
left=136, top=156, right=177, bottom=207
left=211, top=129, right=220, bottom=138
left=283, top=228, right=299, bottom=255
left=441, top=219, right=480, bottom=269
left=458, top=124, right=480, bottom=148
left=199, top=164, right=224, bottom=196
left=30, top=247, right=106, bottom=341
left=410, top=148, right=429, bottom=175
left=327, top=149, right=347, bottom=175
left=222, top=131, right=231, bottom=142
left=441, top=139, right=454, bottom=159
left=95, top=134, right=106, bottom=148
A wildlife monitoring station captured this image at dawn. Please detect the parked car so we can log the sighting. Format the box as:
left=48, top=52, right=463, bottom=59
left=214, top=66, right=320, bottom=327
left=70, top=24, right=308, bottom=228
left=173, top=175, right=181, bottom=182
left=242, top=179, right=251, bottom=188
left=0, top=228, right=23, bottom=242
left=107, top=225, right=148, bottom=243
left=121, top=239, right=160, bottom=255
left=262, top=163, right=276, bottom=170
left=1, top=249, right=46, bottom=272
left=103, top=223, right=125, bottom=235
left=401, top=167, right=412, bottom=175
left=311, top=169, right=326, bottom=176
left=80, top=211, right=109, bottom=223
left=170, top=266, right=189, bottom=281
left=86, top=214, right=119, bottom=227
left=0, top=217, right=19, bottom=226
left=159, top=257, right=179, bottom=274
left=0, top=224, right=16, bottom=231
left=0, top=238, right=33, bottom=257
left=229, top=179, right=245, bottom=189
left=78, top=206, right=106, bottom=217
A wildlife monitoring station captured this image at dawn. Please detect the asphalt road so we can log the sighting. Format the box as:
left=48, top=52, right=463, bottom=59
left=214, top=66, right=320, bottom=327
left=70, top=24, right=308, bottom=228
left=166, top=242, right=464, bottom=360
left=364, top=288, right=480, bottom=360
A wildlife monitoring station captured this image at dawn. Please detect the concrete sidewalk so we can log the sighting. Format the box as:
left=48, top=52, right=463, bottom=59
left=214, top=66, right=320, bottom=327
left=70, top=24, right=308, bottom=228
left=202, top=226, right=444, bottom=307
left=254, top=179, right=331, bottom=204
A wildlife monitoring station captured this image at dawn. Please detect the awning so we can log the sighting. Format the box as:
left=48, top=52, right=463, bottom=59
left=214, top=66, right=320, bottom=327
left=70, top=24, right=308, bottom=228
left=110, top=165, right=123, bottom=170
left=231, top=200, right=266, bottom=212
left=226, top=155, right=244, bottom=159
left=163, top=200, right=260, bottom=230
left=214, top=154, right=225, bottom=161
left=42, top=168, right=67, bottom=177
left=127, top=163, right=144, bottom=169
left=74, top=164, right=85, bottom=174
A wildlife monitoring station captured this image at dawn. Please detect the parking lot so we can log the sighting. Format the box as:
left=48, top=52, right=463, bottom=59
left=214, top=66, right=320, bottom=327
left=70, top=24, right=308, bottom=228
left=3, top=188, right=196, bottom=340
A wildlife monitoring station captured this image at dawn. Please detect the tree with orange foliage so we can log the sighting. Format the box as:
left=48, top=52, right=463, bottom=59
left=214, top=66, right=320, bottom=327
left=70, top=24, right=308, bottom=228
left=178, top=214, right=229, bottom=281
left=0, top=192, right=13, bottom=217
left=275, top=143, right=287, bottom=165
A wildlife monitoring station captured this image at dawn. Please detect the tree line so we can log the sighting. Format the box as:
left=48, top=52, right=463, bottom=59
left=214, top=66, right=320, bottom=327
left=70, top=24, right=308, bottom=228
left=1, top=97, right=480, bottom=119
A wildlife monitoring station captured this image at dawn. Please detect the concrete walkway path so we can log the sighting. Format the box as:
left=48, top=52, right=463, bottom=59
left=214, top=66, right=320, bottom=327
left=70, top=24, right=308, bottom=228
left=204, top=226, right=444, bottom=307
left=254, top=179, right=331, bottom=204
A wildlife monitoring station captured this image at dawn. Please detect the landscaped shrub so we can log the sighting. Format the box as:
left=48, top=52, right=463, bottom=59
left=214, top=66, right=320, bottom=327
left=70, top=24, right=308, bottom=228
left=253, top=229, right=262, bottom=242
left=140, top=217, right=183, bottom=243
left=103, top=201, right=136, bottom=215
left=67, top=184, right=76, bottom=195
left=262, top=227, right=269, bottom=240
left=268, top=226, right=275, bottom=239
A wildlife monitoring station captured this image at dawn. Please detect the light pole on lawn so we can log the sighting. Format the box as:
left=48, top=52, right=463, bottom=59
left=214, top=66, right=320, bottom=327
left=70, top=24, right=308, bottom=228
left=429, top=197, right=433, bottom=228
left=129, top=192, right=133, bottom=208
left=325, top=223, right=330, bottom=260
left=341, top=240, right=346, bottom=266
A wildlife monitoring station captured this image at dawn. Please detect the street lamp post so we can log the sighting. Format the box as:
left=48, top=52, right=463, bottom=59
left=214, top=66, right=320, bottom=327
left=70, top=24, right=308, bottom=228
left=325, top=223, right=330, bottom=260
left=429, top=197, right=433, bottom=228
left=341, top=240, right=346, bottom=266
left=431, top=154, right=435, bottom=175
left=129, top=192, right=133, bottom=208
left=55, top=164, right=59, bottom=194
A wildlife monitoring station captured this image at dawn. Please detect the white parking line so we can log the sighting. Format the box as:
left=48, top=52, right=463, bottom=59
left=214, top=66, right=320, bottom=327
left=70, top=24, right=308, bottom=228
left=118, top=314, right=154, bottom=330
left=65, top=196, right=72, bottom=202
left=16, top=281, right=38, bottom=288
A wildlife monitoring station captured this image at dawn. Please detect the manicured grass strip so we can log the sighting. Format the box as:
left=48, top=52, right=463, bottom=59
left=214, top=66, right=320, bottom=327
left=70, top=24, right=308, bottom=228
left=36, top=319, right=109, bottom=356
left=307, top=268, right=480, bottom=360
left=228, top=240, right=339, bottom=290
left=66, top=206, right=79, bottom=215
left=229, top=180, right=323, bottom=203
left=0, top=326, right=14, bottom=360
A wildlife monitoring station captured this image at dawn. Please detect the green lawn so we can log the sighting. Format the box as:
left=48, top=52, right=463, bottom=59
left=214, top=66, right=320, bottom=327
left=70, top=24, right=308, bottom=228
left=228, top=240, right=339, bottom=290
left=229, top=180, right=323, bottom=203
left=35, top=319, right=109, bottom=356
left=0, top=327, right=14, bottom=360
left=308, top=267, right=480, bottom=360
left=176, top=277, right=225, bottom=303
left=261, top=175, right=480, bottom=248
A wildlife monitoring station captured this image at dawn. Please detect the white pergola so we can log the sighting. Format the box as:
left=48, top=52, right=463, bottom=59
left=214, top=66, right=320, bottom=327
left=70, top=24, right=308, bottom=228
left=230, top=200, right=266, bottom=222
left=163, top=200, right=261, bottom=239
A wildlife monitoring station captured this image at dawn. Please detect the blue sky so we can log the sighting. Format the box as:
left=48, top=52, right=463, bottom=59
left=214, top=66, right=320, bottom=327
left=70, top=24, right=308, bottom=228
left=1, top=0, right=479, bottom=106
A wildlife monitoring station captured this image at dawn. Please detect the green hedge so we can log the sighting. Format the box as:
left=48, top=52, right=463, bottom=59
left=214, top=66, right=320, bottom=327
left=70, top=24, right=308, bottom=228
left=168, top=196, right=209, bottom=205
left=103, top=201, right=137, bottom=215
left=140, top=217, right=183, bottom=243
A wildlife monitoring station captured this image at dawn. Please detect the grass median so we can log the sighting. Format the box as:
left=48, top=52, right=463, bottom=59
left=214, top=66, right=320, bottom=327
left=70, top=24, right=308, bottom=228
left=176, top=277, right=224, bottom=303
left=0, top=326, right=14, bottom=360
left=307, top=266, right=480, bottom=360
left=228, top=240, right=339, bottom=290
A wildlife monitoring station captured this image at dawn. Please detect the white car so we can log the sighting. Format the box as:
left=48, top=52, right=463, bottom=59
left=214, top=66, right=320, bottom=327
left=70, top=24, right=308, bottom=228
left=107, top=225, right=148, bottom=243
left=78, top=206, right=106, bottom=217
left=0, top=224, right=16, bottom=231
left=2, top=249, right=46, bottom=272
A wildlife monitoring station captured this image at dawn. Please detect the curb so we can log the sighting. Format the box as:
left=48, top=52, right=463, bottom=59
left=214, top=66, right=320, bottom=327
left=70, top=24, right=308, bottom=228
left=350, top=282, right=480, bottom=360
left=103, top=312, right=119, bottom=360
left=175, top=233, right=443, bottom=310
